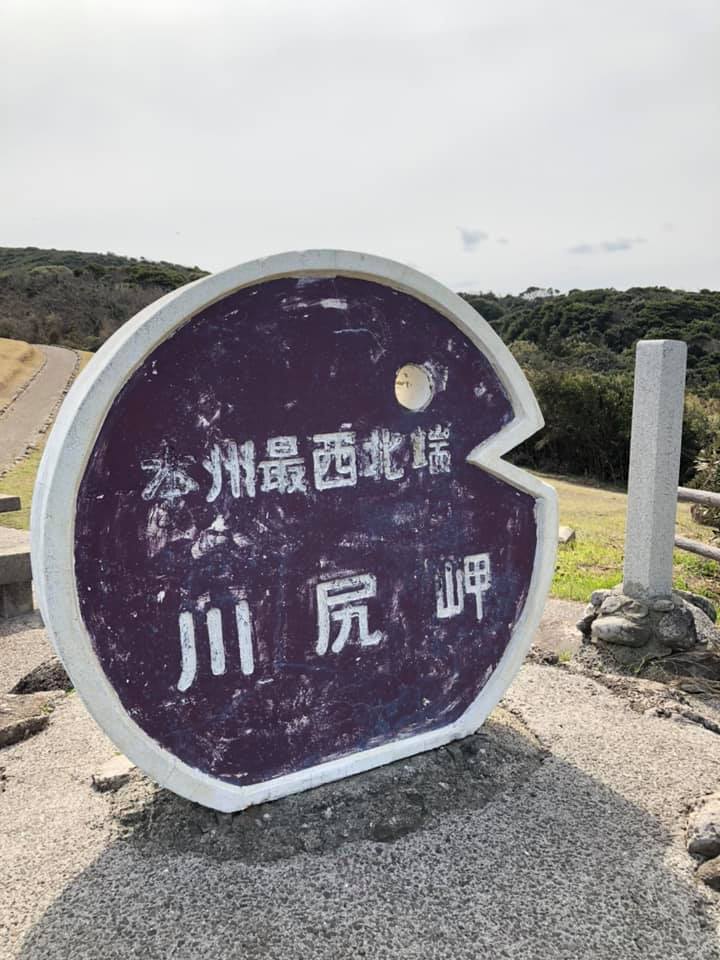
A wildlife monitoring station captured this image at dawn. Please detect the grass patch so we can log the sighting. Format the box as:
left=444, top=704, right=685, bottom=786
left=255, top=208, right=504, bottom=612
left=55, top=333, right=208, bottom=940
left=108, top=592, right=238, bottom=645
left=0, top=338, right=43, bottom=413
left=547, top=473, right=720, bottom=603
left=0, top=444, right=44, bottom=529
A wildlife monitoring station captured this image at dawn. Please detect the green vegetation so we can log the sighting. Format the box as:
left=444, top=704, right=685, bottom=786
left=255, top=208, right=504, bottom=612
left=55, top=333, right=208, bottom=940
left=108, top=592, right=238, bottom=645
left=463, top=286, right=720, bottom=396
left=0, top=444, right=43, bottom=530
left=456, top=288, right=720, bottom=486
left=550, top=474, right=720, bottom=602
left=0, top=246, right=207, bottom=351
left=508, top=367, right=716, bottom=486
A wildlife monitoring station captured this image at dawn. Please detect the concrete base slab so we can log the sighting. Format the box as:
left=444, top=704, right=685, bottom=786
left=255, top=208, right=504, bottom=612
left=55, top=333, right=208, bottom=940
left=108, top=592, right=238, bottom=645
left=1, top=580, right=34, bottom=619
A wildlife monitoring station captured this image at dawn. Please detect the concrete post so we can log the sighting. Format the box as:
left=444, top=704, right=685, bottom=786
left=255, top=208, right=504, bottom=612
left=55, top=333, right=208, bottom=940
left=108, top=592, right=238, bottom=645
left=623, top=340, right=687, bottom=599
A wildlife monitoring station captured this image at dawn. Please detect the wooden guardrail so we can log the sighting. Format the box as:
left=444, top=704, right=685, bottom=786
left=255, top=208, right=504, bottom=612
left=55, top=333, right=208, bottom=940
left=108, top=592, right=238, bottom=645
left=675, top=488, right=720, bottom=562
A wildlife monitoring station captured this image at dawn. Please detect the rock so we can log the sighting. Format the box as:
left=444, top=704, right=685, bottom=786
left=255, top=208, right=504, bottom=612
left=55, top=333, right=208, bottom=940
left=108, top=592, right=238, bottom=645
left=599, top=595, right=627, bottom=616
left=657, top=607, right=696, bottom=651
left=650, top=598, right=675, bottom=613
left=92, top=754, right=136, bottom=792
left=685, top=603, right=720, bottom=649
left=558, top=526, right=576, bottom=545
left=590, top=589, right=613, bottom=608
left=598, top=594, right=650, bottom=623
left=696, top=855, right=720, bottom=891
left=676, top=590, right=717, bottom=624
left=622, top=600, right=650, bottom=621
left=576, top=603, right=597, bottom=635
left=688, top=796, right=720, bottom=859
left=11, top=657, right=72, bottom=694
left=0, top=692, right=59, bottom=748
left=591, top=616, right=651, bottom=647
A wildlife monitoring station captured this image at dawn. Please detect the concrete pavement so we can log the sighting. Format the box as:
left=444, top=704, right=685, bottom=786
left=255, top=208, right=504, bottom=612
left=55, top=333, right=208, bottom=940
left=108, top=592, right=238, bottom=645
left=1, top=604, right=720, bottom=959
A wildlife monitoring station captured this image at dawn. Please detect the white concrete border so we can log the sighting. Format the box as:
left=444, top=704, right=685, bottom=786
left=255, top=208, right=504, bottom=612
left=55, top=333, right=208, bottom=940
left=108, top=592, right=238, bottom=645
left=31, top=250, right=557, bottom=812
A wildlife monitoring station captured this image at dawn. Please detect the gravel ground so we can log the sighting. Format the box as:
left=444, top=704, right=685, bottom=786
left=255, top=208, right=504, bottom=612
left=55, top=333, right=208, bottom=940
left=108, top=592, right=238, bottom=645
left=2, top=606, right=720, bottom=959
left=0, top=613, right=51, bottom=693
left=530, top=598, right=584, bottom=656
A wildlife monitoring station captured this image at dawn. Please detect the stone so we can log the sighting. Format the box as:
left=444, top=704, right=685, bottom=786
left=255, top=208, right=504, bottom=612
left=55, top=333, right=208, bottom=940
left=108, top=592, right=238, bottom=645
left=696, top=855, right=720, bottom=891
left=576, top=603, right=597, bottom=635
left=650, top=598, right=675, bottom=612
left=685, top=603, right=720, bottom=649
left=623, top=340, right=687, bottom=599
left=591, top=615, right=651, bottom=647
left=0, top=692, right=58, bottom=748
left=622, top=600, right=650, bottom=622
left=676, top=590, right=717, bottom=624
left=657, top=607, right=696, bottom=651
left=92, top=754, right=137, bottom=793
left=599, top=595, right=627, bottom=616
left=590, top=589, right=613, bottom=607
left=688, top=796, right=720, bottom=859
left=558, top=526, right=576, bottom=545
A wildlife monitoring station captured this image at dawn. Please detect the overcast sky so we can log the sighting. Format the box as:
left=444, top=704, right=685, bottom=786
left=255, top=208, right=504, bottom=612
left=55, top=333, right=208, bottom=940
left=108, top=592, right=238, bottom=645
left=2, top=0, right=718, bottom=293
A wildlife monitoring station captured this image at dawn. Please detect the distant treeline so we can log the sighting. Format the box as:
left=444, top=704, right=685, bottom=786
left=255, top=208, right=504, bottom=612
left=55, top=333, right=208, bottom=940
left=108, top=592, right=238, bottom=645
left=463, top=287, right=720, bottom=486
left=1, top=247, right=719, bottom=486
left=463, top=286, right=720, bottom=397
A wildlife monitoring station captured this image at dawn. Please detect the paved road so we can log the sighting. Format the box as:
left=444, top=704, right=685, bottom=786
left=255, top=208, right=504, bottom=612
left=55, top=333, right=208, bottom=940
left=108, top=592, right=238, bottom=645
left=1, top=607, right=719, bottom=959
left=0, top=346, right=77, bottom=474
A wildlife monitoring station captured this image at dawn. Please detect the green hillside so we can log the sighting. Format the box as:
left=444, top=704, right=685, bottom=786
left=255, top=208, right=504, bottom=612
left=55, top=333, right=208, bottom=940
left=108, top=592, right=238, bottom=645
left=1, top=247, right=718, bottom=396
left=462, top=287, right=720, bottom=396
left=0, top=246, right=207, bottom=351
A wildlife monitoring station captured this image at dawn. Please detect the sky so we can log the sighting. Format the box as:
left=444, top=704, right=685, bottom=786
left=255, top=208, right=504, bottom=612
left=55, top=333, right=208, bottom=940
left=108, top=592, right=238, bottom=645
left=1, top=0, right=718, bottom=294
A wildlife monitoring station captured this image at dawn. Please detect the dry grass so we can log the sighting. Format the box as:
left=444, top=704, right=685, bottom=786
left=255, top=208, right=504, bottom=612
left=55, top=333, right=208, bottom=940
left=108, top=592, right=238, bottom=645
left=0, top=338, right=44, bottom=414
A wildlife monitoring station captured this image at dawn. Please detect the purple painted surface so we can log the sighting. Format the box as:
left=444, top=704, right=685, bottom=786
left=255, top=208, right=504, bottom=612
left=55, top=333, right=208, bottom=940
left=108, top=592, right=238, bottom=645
left=74, top=276, right=537, bottom=785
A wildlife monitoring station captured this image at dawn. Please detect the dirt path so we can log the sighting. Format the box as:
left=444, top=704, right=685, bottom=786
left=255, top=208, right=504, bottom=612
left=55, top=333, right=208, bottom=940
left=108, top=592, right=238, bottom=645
left=0, top=346, right=77, bottom=475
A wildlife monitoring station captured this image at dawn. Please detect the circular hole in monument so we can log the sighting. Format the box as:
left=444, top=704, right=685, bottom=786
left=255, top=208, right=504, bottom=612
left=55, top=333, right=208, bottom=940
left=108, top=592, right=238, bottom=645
left=394, top=364, right=434, bottom=412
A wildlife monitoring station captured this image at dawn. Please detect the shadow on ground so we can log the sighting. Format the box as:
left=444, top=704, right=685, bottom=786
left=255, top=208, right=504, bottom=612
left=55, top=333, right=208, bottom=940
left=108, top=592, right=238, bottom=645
left=107, top=708, right=544, bottom=860
left=15, top=707, right=720, bottom=960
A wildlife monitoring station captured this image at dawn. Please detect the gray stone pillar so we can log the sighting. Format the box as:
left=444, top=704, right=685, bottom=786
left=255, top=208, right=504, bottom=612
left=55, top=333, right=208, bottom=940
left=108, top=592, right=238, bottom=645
left=623, top=340, right=687, bottom=599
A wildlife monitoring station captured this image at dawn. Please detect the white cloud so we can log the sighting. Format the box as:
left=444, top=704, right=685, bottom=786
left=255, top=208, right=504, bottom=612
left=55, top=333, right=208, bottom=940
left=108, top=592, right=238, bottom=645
left=458, top=228, right=489, bottom=252
left=568, top=238, right=648, bottom=255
